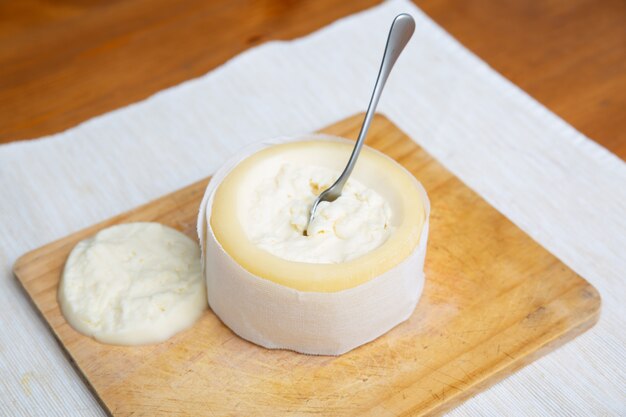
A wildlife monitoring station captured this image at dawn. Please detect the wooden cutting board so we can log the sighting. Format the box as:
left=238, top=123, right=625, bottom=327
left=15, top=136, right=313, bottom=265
left=14, top=113, right=600, bottom=416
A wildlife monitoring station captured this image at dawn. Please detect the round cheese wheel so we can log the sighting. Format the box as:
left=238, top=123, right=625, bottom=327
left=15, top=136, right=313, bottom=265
left=198, top=135, right=430, bottom=355
left=210, top=139, right=426, bottom=292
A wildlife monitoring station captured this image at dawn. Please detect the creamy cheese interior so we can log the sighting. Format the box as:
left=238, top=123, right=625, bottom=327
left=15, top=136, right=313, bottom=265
left=245, top=163, right=393, bottom=263
left=59, top=222, right=206, bottom=345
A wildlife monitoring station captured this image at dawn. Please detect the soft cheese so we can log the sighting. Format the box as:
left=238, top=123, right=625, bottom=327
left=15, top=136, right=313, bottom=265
left=200, top=135, right=431, bottom=355
left=59, top=222, right=206, bottom=345
left=246, top=163, right=393, bottom=263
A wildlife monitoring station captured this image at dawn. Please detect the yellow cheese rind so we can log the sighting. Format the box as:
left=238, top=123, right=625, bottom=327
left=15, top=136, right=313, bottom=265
left=210, top=139, right=426, bottom=292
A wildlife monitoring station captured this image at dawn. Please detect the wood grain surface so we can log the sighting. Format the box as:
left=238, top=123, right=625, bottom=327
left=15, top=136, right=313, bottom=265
left=14, top=114, right=601, bottom=416
left=0, top=0, right=624, bottom=159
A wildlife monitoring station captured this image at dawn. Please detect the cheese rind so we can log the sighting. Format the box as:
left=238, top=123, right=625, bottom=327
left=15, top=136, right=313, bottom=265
left=198, top=135, right=430, bottom=355
left=210, top=139, right=426, bottom=292
left=59, top=222, right=206, bottom=345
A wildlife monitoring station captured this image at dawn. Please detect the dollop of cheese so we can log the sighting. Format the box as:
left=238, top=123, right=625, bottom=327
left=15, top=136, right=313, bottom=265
left=246, top=163, right=393, bottom=263
left=59, top=222, right=206, bottom=345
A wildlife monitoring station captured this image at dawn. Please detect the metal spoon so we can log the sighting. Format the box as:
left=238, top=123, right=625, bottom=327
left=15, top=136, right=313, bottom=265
left=304, top=13, right=415, bottom=236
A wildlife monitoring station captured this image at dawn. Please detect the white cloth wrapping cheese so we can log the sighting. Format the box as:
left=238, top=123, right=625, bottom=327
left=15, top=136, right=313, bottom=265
left=197, top=135, right=430, bottom=355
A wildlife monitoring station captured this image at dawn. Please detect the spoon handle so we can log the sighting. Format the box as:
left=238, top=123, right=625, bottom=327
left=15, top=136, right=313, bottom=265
left=333, top=13, right=415, bottom=190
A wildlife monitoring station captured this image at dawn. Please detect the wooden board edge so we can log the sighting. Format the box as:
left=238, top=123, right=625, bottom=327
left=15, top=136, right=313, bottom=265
left=318, top=111, right=391, bottom=139
left=12, top=178, right=211, bottom=275
left=12, top=267, right=116, bottom=417
left=11, top=112, right=380, bottom=280
left=427, top=282, right=601, bottom=416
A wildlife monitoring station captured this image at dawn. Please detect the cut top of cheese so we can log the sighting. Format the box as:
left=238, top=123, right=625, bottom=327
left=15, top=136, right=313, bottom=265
left=246, top=162, right=394, bottom=263
left=210, top=139, right=426, bottom=292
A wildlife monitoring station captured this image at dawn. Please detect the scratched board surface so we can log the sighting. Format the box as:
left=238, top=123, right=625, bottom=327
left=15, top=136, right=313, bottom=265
left=14, top=114, right=600, bottom=416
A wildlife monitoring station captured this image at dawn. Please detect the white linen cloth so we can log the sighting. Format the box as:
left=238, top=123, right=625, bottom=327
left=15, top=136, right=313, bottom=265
left=0, top=0, right=624, bottom=414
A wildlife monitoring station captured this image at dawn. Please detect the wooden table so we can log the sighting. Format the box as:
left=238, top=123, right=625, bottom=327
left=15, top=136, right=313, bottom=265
left=1, top=0, right=624, bottom=159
